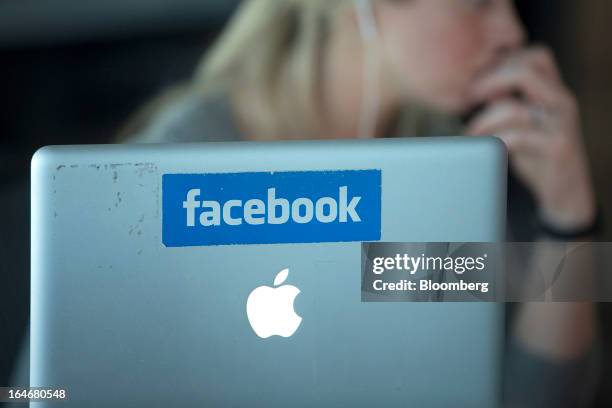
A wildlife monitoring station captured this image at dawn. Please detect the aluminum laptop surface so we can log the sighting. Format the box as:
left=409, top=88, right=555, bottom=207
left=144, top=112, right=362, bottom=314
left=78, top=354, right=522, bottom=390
left=31, top=136, right=506, bottom=407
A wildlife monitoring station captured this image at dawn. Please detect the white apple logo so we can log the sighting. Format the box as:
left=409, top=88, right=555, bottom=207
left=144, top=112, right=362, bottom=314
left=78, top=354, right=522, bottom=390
left=246, top=268, right=302, bottom=338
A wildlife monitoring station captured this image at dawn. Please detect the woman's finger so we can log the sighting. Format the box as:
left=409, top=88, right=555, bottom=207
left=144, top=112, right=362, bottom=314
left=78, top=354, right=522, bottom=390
left=496, top=129, right=548, bottom=155
left=513, top=46, right=562, bottom=83
left=472, top=65, right=568, bottom=107
left=466, top=100, right=534, bottom=136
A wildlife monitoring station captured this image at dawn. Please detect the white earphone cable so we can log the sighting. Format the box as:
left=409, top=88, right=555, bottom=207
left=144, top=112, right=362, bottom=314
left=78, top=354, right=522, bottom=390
left=355, top=0, right=381, bottom=139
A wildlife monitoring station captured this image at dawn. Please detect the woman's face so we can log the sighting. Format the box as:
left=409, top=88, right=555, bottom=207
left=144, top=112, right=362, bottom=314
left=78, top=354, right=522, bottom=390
left=376, top=0, right=526, bottom=113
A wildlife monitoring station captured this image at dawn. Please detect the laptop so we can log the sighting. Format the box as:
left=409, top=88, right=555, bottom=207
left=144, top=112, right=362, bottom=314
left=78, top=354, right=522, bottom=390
left=31, top=136, right=507, bottom=407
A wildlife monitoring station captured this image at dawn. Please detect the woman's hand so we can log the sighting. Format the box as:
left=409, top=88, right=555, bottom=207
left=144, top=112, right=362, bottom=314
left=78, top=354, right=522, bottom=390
left=466, top=47, right=597, bottom=230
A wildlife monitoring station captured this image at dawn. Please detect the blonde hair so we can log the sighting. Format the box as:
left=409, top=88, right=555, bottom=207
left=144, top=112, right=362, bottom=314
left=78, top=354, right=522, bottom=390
left=195, top=0, right=349, bottom=140
left=119, top=0, right=461, bottom=141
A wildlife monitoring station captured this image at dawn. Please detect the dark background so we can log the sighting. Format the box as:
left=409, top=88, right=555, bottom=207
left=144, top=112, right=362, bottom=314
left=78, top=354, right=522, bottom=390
left=1, top=0, right=611, bottom=406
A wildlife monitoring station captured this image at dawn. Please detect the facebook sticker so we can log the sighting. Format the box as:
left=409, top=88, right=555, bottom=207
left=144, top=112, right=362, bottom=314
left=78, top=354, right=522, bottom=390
left=162, top=170, right=382, bottom=247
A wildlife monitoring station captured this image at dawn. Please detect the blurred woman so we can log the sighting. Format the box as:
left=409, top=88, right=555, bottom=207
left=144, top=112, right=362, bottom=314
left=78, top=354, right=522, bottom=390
left=125, top=0, right=601, bottom=406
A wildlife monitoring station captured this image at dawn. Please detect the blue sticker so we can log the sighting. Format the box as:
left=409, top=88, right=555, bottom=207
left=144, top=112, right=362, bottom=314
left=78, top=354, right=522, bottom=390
left=162, top=170, right=381, bottom=247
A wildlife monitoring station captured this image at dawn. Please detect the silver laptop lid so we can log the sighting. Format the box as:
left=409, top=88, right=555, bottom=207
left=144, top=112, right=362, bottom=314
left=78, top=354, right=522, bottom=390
left=31, top=136, right=506, bottom=407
